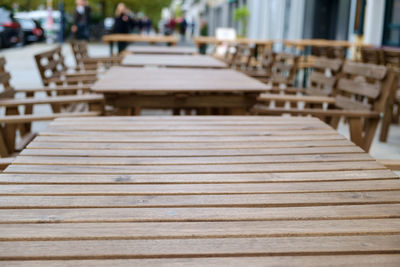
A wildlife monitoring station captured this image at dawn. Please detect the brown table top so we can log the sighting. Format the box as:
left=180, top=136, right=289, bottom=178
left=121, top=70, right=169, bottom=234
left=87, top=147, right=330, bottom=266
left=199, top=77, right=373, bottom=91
left=127, top=45, right=198, bottom=55
left=91, top=66, right=269, bottom=93
left=102, top=34, right=178, bottom=44
left=122, top=54, right=227, bottom=68
left=1, top=116, right=399, bottom=265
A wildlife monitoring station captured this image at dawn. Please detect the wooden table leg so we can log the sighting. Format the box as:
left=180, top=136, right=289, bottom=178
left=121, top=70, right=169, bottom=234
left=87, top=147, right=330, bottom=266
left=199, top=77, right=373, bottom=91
left=0, top=128, right=9, bottom=157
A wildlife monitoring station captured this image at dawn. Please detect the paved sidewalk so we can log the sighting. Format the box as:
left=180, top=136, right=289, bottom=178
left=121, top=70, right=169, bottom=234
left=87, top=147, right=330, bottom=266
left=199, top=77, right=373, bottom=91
left=0, top=43, right=399, bottom=171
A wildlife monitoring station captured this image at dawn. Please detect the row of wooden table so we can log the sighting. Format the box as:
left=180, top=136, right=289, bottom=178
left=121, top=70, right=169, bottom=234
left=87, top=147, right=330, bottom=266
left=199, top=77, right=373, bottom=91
left=92, top=45, right=269, bottom=115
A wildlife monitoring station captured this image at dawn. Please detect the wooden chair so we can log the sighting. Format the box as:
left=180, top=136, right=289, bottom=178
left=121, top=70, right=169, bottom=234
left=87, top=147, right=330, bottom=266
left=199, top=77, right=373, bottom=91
left=380, top=48, right=400, bottom=141
left=0, top=57, right=104, bottom=159
left=242, top=48, right=275, bottom=81
left=268, top=52, right=300, bottom=89
left=230, top=44, right=252, bottom=70
left=252, top=61, right=398, bottom=152
left=360, top=47, right=385, bottom=65
left=34, top=46, right=98, bottom=87
left=70, top=40, right=122, bottom=71
left=311, top=45, right=347, bottom=60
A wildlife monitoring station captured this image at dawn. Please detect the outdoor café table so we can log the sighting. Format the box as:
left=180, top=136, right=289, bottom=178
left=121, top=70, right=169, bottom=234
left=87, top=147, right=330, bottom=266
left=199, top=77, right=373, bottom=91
left=1, top=116, right=400, bottom=265
left=127, top=45, right=197, bottom=55
left=193, top=36, right=274, bottom=48
left=90, top=66, right=269, bottom=115
left=121, top=54, right=227, bottom=69
left=102, top=34, right=179, bottom=55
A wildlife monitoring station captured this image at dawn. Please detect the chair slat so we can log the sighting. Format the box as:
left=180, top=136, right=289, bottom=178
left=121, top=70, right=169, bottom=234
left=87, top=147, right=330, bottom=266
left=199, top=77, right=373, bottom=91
left=334, top=95, right=372, bottom=111
left=343, top=62, right=387, bottom=80
left=337, top=78, right=381, bottom=99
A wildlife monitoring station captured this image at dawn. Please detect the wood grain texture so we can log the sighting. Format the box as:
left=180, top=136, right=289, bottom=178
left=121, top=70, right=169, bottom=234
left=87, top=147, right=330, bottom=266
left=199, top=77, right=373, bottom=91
left=2, top=116, right=399, bottom=265
left=122, top=54, right=226, bottom=68
left=90, top=67, right=269, bottom=93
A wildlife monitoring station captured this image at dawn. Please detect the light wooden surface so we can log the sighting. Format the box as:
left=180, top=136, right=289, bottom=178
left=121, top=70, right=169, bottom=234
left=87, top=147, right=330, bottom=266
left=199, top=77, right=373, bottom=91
left=127, top=46, right=197, bottom=55
left=91, top=67, right=268, bottom=93
left=102, top=34, right=178, bottom=45
left=122, top=54, right=227, bottom=68
left=1, top=116, right=400, bottom=265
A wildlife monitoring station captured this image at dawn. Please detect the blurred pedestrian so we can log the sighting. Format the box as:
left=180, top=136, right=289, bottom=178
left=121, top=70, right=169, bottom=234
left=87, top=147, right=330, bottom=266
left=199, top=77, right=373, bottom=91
left=71, top=0, right=91, bottom=40
left=113, top=3, right=132, bottom=53
left=143, top=16, right=152, bottom=35
left=179, top=17, right=187, bottom=41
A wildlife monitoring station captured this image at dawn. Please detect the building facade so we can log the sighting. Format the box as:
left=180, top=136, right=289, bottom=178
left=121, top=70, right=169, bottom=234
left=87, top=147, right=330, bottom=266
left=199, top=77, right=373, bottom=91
left=182, top=0, right=400, bottom=47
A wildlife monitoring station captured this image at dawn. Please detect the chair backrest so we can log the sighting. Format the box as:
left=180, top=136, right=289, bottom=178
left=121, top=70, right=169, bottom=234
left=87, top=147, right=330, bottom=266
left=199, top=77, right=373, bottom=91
left=312, top=46, right=347, bottom=59
left=34, top=46, right=68, bottom=86
left=270, top=53, right=299, bottom=86
left=231, top=44, right=251, bottom=70
left=306, top=57, right=343, bottom=96
left=360, top=47, right=384, bottom=65
left=0, top=57, right=14, bottom=99
left=259, top=48, right=275, bottom=72
left=71, top=40, right=89, bottom=69
left=382, top=48, right=400, bottom=69
left=334, top=61, right=397, bottom=113
left=223, top=44, right=238, bottom=67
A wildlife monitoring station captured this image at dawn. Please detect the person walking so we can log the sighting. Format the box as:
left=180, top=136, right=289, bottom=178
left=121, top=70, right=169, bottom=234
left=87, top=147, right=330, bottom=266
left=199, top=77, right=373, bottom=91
left=71, top=0, right=91, bottom=40
left=113, top=3, right=132, bottom=53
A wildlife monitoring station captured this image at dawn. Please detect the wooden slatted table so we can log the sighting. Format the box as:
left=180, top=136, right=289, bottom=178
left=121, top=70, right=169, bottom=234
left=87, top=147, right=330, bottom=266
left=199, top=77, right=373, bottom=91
left=121, top=54, right=227, bottom=68
left=91, top=67, right=269, bottom=115
left=102, top=34, right=179, bottom=56
left=127, top=46, right=197, bottom=55
left=1, top=116, right=400, bottom=265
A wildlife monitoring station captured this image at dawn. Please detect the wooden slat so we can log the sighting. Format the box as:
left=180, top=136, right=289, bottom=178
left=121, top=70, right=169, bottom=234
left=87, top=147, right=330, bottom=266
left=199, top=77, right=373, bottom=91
left=26, top=139, right=357, bottom=149
left=3, top=161, right=385, bottom=174
left=1, top=235, right=400, bottom=260
left=337, top=78, right=381, bottom=99
left=0, top=94, right=103, bottom=107
left=1, top=219, right=400, bottom=240
left=0, top=169, right=396, bottom=184
left=343, top=61, right=387, bottom=80
left=1, top=180, right=398, bottom=196
left=19, top=146, right=364, bottom=157
left=31, top=135, right=346, bottom=143
left=0, top=112, right=100, bottom=124
left=2, top=191, right=400, bottom=209
left=1, top=204, right=400, bottom=223
left=2, top=255, right=400, bottom=267
left=334, top=95, right=372, bottom=110
left=11, top=153, right=374, bottom=166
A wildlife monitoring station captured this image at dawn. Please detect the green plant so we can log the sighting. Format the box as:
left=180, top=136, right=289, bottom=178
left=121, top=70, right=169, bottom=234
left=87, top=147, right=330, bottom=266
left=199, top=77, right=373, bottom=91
left=233, top=5, right=250, bottom=37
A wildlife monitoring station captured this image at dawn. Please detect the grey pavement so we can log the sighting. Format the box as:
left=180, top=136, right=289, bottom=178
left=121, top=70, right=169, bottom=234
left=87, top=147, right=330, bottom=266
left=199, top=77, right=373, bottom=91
left=0, top=43, right=398, bottom=172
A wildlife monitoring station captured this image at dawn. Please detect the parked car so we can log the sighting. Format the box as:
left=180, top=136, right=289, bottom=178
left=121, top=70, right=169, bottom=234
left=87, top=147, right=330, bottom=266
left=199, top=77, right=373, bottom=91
left=16, top=18, right=45, bottom=44
left=0, top=8, right=23, bottom=49
left=15, top=10, right=65, bottom=43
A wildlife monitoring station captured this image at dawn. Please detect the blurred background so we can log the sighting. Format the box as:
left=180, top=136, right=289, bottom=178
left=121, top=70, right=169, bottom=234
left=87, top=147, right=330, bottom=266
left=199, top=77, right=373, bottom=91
left=0, top=0, right=398, bottom=49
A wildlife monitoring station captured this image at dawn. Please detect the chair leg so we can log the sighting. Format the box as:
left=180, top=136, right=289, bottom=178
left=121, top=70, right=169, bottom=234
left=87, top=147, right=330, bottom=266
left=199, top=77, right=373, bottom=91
left=348, top=118, right=363, bottom=149
left=3, top=107, right=19, bottom=154
left=0, top=129, right=10, bottom=157
left=379, top=102, right=393, bottom=142
left=362, top=117, right=379, bottom=152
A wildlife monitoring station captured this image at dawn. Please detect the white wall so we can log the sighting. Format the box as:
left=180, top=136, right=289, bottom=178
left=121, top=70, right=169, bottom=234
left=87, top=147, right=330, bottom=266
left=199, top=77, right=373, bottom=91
left=363, top=0, right=386, bottom=46
left=248, top=0, right=305, bottom=42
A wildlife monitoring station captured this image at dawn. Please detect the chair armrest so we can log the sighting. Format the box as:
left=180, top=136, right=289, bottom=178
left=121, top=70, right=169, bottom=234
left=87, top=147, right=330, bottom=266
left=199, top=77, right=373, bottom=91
left=14, top=85, right=91, bottom=93
left=378, top=159, right=400, bottom=171
left=258, top=93, right=335, bottom=104
left=251, top=104, right=380, bottom=118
